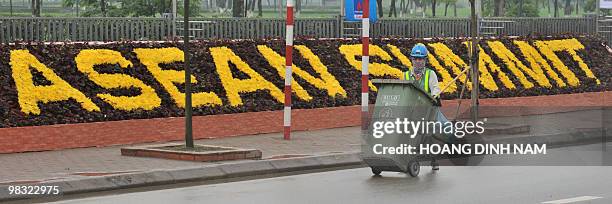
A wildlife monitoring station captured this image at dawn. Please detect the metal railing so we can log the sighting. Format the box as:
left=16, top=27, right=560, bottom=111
left=0, top=17, right=173, bottom=43
left=372, top=18, right=471, bottom=38
left=479, top=19, right=514, bottom=37
left=0, top=17, right=608, bottom=43
left=175, top=20, right=216, bottom=40
left=598, top=16, right=612, bottom=45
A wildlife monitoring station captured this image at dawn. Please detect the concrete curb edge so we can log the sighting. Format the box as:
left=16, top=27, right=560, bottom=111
left=0, top=152, right=364, bottom=202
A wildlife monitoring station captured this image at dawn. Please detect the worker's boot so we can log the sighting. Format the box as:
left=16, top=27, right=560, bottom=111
left=431, top=159, right=439, bottom=171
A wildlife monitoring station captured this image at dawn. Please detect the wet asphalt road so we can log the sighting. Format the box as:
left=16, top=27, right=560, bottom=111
left=47, top=143, right=612, bottom=204
left=48, top=166, right=612, bottom=204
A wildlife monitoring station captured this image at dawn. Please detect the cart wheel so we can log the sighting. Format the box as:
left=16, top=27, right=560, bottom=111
left=407, top=161, right=420, bottom=177
left=371, top=168, right=382, bottom=176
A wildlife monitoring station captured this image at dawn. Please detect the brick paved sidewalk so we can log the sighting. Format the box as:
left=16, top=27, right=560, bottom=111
left=0, top=127, right=361, bottom=184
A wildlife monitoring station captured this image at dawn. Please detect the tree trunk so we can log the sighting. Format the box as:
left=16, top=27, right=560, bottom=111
left=407, top=0, right=411, bottom=13
left=500, top=0, right=505, bottom=16
left=31, top=0, right=41, bottom=17
left=554, top=0, right=558, bottom=17
left=377, top=0, right=384, bottom=18
left=422, top=1, right=426, bottom=17
left=399, top=0, right=404, bottom=17
left=444, top=1, right=449, bottom=16
left=31, top=0, right=35, bottom=17
left=151, top=0, right=156, bottom=16
left=563, top=0, right=571, bottom=15
left=519, top=0, right=524, bottom=16
left=431, top=0, right=436, bottom=17
left=296, top=0, right=301, bottom=14
left=37, top=0, right=42, bottom=17
left=161, top=0, right=166, bottom=15
left=410, top=0, right=415, bottom=14
left=233, top=0, right=245, bottom=17
left=454, top=2, right=457, bottom=16
left=389, top=0, right=396, bottom=17
left=494, top=0, right=505, bottom=16
left=258, top=0, right=262, bottom=16
left=575, top=0, right=579, bottom=15
left=493, top=0, right=498, bottom=16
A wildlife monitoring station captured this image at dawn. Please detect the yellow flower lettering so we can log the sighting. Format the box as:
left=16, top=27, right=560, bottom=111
left=464, top=42, right=515, bottom=90
left=338, top=44, right=403, bottom=92
left=9, top=50, right=100, bottom=115
left=513, top=41, right=566, bottom=87
left=75, top=49, right=162, bottom=111
left=534, top=41, right=579, bottom=86
left=535, top=39, right=599, bottom=86
left=133, top=47, right=222, bottom=108
left=257, top=45, right=347, bottom=101
left=487, top=41, right=543, bottom=88
left=210, top=46, right=284, bottom=106
left=385, top=44, right=412, bottom=68
left=429, top=42, right=475, bottom=90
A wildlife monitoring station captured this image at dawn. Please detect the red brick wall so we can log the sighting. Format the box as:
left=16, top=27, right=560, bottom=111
left=440, top=91, right=611, bottom=119
left=0, top=91, right=609, bottom=153
left=0, top=106, right=362, bottom=153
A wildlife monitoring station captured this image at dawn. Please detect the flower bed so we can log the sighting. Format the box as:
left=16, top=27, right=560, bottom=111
left=0, top=36, right=609, bottom=128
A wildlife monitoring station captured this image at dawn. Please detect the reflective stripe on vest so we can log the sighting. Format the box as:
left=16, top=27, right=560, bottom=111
left=403, top=69, right=431, bottom=94
left=424, top=69, right=430, bottom=94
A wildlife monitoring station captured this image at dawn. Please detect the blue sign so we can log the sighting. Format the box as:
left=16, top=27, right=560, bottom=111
left=345, top=0, right=377, bottom=23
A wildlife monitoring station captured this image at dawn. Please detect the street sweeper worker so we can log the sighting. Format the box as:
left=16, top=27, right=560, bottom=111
left=402, top=43, right=446, bottom=171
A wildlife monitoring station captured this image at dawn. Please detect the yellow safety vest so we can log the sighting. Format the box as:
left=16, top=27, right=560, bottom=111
left=403, top=69, right=431, bottom=94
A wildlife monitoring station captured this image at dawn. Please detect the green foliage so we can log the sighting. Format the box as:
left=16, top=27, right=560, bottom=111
left=505, top=0, right=539, bottom=17
left=119, top=0, right=201, bottom=17
left=482, top=0, right=494, bottom=16
left=176, top=0, right=202, bottom=17
left=481, top=0, right=539, bottom=17
left=584, top=0, right=596, bottom=12
left=62, top=0, right=201, bottom=17
left=61, top=0, right=117, bottom=17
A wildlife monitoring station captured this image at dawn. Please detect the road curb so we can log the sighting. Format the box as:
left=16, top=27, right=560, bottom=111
left=0, top=152, right=364, bottom=202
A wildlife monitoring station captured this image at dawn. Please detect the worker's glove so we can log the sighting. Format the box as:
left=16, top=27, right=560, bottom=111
left=433, top=95, right=442, bottom=107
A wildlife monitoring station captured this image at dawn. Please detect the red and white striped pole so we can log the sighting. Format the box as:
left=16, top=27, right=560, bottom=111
left=361, top=0, right=370, bottom=131
left=284, top=0, right=294, bottom=140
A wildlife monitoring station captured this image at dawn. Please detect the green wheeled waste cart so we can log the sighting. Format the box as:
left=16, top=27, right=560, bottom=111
left=362, top=79, right=441, bottom=177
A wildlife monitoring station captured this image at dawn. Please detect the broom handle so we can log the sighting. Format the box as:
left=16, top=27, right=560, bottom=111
left=432, top=66, right=472, bottom=98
